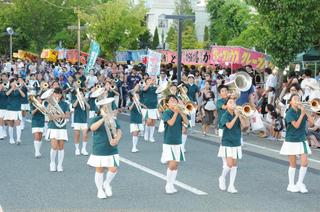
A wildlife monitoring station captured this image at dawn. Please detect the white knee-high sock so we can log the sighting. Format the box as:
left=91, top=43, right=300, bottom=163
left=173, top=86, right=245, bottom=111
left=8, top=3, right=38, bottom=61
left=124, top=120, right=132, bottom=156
left=82, top=142, right=87, bottom=150
left=58, top=150, right=64, bottom=166
left=221, top=166, right=231, bottom=178
left=38, top=141, right=42, bottom=154
left=166, top=168, right=173, bottom=185
left=132, top=136, right=138, bottom=149
left=171, top=169, right=178, bottom=185
left=288, top=167, right=296, bottom=186
left=229, top=167, right=238, bottom=188
left=297, top=166, right=307, bottom=185
left=105, top=171, right=117, bottom=185
left=75, top=143, right=80, bottom=150
left=149, top=126, right=155, bottom=139
left=144, top=126, right=149, bottom=140
left=182, top=134, right=187, bottom=150
left=95, top=172, right=104, bottom=190
left=9, top=126, right=14, bottom=140
left=34, top=140, right=39, bottom=154
left=0, top=126, right=3, bottom=138
left=16, top=125, right=22, bottom=141
left=3, top=125, right=7, bottom=137
left=50, top=149, right=57, bottom=164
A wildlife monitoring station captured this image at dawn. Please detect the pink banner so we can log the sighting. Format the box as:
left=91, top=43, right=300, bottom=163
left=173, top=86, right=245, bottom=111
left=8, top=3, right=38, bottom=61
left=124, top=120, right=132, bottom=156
left=210, top=46, right=267, bottom=70
left=157, top=47, right=268, bottom=70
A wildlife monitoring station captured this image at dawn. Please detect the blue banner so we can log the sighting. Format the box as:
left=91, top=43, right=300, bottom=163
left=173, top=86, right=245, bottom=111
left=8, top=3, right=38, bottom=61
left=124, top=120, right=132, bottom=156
left=85, top=40, right=100, bottom=75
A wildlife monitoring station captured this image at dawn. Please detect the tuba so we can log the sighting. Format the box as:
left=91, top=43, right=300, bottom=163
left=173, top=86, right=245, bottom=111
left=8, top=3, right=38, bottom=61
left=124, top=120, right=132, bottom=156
left=29, top=95, right=48, bottom=115
left=41, top=89, right=67, bottom=128
left=156, top=81, right=172, bottom=111
left=225, top=71, right=252, bottom=98
left=96, top=97, right=117, bottom=142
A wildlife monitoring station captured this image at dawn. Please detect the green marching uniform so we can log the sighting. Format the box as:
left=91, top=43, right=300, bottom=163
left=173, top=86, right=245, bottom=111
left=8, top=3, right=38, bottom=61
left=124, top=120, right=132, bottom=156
left=87, top=116, right=121, bottom=167
left=217, top=98, right=227, bottom=137
left=20, top=86, right=30, bottom=111
left=46, top=101, right=70, bottom=141
left=186, top=84, right=198, bottom=103
left=72, top=94, right=88, bottom=130
left=4, top=89, right=22, bottom=121
left=30, top=103, right=45, bottom=133
left=217, top=111, right=242, bottom=159
left=141, top=86, right=158, bottom=120
left=160, top=109, right=185, bottom=163
left=88, top=95, right=97, bottom=118
left=280, top=107, right=311, bottom=155
left=129, top=102, right=143, bottom=133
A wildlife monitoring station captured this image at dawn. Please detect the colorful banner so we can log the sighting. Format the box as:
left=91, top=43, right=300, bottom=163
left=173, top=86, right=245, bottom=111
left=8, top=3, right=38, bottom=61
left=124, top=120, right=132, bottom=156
left=40, top=49, right=58, bottom=63
left=85, top=41, right=100, bottom=75
left=210, top=46, right=267, bottom=70
left=146, top=49, right=162, bottom=76
left=115, top=47, right=269, bottom=70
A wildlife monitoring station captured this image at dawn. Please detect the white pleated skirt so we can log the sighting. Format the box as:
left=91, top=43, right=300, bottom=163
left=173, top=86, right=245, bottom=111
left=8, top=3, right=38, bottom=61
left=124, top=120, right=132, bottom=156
left=141, top=108, right=159, bottom=120
left=46, top=129, right=68, bottom=141
left=21, top=104, right=30, bottom=111
left=87, top=154, right=120, bottom=168
left=130, top=123, right=144, bottom=133
left=32, top=127, right=44, bottom=134
left=280, top=140, right=312, bottom=155
left=0, top=109, right=7, bottom=119
left=158, top=120, right=165, bottom=133
left=218, top=146, right=243, bottom=159
left=218, top=129, right=223, bottom=138
left=4, top=111, right=22, bottom=121
left=73, top=123, right=88, bottom=130
left=161, top=144, right=185, bottom=163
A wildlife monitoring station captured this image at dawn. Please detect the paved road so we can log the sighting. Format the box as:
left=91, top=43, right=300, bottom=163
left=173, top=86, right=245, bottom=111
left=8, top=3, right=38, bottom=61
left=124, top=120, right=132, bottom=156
left=0, top=114, right=319, bottom=211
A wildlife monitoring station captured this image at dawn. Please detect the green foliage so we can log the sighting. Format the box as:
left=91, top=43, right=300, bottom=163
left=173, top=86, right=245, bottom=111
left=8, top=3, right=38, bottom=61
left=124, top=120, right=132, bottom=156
left=166, top=26, right=178, bottom=51
left=182, top=25, right=198, bottom=49
left=152, top=27, right=160, bottom=49
left=248, top=0, right=320, bottom=68
left=207, top=0, right=254, bottom=45
left=138, top=29, right=152, bottom=49
left=81, top=0, right=147, bottom=59
left=203, top=25, right=209, bottom=42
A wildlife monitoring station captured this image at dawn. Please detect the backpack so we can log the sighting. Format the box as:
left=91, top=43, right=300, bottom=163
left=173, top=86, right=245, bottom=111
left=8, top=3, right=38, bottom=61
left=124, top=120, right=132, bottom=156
left=274, top=116, right=284, bottom=132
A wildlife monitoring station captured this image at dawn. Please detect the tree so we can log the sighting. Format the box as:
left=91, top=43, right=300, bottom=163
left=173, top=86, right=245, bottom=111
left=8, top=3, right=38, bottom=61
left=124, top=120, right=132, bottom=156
left=152, top=27, right=160, bottom=49
left=166, top=26, right=178, bottom=50
left=207, top=0, right=254, bottom=45
left=81, top=0, right=147, bottom=59
left=248, top=0, right=320, bottom=68
left=138, top=30, right=152, bottom=49
left=203, top=25, right=209, bottom=42
left=182, top=25, right=198, bottom=49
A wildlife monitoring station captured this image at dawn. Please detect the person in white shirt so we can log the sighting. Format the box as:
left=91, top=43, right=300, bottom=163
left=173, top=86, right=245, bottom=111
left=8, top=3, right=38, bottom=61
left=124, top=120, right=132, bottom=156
left=263, top=67, right=277, bottom=104
left=300, top=69, right=318, bottom=101
left=86, top=69, right=98, bottom=89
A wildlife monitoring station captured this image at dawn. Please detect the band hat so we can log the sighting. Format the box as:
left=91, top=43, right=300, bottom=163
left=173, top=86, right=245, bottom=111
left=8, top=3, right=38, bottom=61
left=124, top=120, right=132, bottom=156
left=188, top=74, right=195, bottom=78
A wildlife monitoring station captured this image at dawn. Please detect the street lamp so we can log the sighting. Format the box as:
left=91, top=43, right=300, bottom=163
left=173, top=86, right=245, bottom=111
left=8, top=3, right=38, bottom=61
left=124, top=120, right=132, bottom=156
left=164, top=15, right=195, bottom=83
left=6, top=27, right=14, bottom=61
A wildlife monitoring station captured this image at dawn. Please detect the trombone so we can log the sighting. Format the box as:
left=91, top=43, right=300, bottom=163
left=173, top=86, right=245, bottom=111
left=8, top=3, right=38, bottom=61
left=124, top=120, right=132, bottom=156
left=74, top=81, right=88, bottom=110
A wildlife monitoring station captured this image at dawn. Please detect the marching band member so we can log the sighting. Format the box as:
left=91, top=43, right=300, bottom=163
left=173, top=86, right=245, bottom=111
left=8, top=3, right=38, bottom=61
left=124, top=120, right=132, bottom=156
left=46, top=88, right=70, bottom=172
left=128, top=92, right=145, bottom=153
left=30, top=95, right=45, bottom=158
left=0, top=80, right=8, bottom=139
left=186, top=74, right=199, bottom=128
left=142, top=77, right=158, bottom=142
left=161, top=94, right=189, bottom=194
left=87, top=98, right=122, bottom=199
left=88, top=85, right=99, bottom=118
left=218, top=97, right=249, bottom=193
left=72, top=84, right=90, bottom=156
left=5, top=78, right=25, bottom=145
left=217, top=85, right=229, bottom=138
left=18, top=77, right=29, bottom=130
left=280, top=94, right=314, bottom=193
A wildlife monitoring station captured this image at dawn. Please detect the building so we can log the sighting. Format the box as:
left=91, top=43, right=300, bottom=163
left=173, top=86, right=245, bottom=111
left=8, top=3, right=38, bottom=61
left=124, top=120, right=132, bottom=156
left=141, top=0, right=210, bottom=49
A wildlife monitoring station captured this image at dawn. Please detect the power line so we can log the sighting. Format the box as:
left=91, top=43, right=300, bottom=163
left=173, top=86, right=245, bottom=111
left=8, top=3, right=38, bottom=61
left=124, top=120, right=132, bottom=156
left=39, top=0, right=75, bottom=10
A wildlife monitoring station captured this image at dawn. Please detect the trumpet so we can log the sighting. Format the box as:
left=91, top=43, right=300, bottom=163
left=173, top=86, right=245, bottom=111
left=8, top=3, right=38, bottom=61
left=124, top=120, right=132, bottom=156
left=0, top=81, right=9, bottom=91
left=40, top=81, right=49, bottom=91
left=16, top=82, right=22, bottom=88
left=173, top=102, right=192, bottom=115
left=234, top=103, right=255, bottom=118
left=41, top=89, right=67, bottom=128
left=177, top=84, right=194, bottom=112
left=76, top=79, right=81, bottom=86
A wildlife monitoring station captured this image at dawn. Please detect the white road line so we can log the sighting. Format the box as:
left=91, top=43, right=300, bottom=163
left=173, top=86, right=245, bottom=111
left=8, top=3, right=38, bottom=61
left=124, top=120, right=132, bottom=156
left=120, top=157, right=208, bottom=195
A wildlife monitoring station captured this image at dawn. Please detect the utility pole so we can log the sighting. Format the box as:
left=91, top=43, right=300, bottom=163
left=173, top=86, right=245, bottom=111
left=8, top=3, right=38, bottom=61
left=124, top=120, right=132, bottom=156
left=68, top=6, right=86, bottom=67
left=6, top=27, right=14, bottom=61
left=164, top=15, right=195, bottom=84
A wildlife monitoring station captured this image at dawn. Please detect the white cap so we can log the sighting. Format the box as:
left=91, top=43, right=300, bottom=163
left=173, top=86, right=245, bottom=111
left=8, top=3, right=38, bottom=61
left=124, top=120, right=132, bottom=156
left=188, top=74, right=194, bottom=78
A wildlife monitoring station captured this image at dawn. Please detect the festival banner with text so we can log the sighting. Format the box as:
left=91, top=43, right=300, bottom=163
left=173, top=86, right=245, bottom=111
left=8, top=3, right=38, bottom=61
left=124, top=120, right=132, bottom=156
left=85, top=40, right=100, bottom=75
left=146, top=49, right=162, bottom=76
